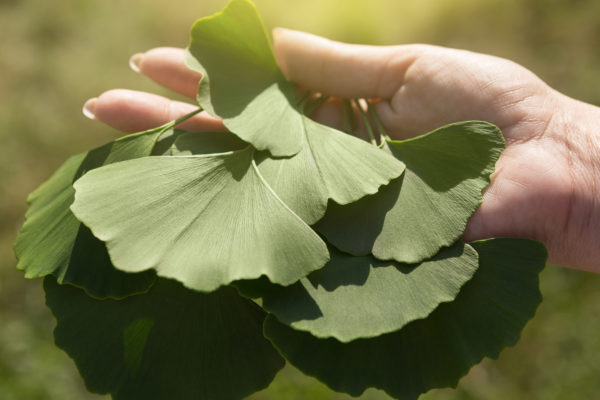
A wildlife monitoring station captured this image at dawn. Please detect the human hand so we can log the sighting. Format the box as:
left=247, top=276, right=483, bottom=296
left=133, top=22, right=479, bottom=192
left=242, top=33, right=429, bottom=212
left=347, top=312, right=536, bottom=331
left=83, top=29, right=600, bottom=272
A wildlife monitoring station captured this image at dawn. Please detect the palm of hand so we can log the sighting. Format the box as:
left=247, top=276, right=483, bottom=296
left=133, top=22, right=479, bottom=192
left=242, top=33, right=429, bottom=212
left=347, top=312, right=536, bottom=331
left=373, top=46, right=574, bottom=266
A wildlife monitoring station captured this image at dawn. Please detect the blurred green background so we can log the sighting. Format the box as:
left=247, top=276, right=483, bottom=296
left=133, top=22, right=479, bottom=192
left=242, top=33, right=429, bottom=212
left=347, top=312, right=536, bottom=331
left=1, top=0, right=599, bottom=399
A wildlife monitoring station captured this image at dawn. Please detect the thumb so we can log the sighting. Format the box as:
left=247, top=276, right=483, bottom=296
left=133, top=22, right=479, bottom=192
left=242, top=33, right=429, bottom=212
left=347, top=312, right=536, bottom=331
left=272, top=28, right=414, bottom=99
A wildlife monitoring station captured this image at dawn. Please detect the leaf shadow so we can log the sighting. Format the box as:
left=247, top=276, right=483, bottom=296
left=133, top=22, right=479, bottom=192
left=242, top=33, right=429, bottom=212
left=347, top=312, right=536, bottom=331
left=307, top=251, right=371, bottom=291
left=223, top=148, right=253, bottom=181
left=64, top=224, right=156, bottom=298
left=73, top=143, right=112, bottom=183
left=391, top=241, right=465, bottom=275
left=264, top=282, right=324, bottom=322
left=315, top=174, right=403, bottom=254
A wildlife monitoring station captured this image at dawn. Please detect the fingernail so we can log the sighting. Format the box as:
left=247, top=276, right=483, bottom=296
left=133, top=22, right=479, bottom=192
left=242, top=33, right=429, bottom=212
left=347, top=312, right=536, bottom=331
left=129, top=53, right=144, bottom=73
left=82, top=98, right=97, bottom=120
left=272, top=27, right=286, bottom=39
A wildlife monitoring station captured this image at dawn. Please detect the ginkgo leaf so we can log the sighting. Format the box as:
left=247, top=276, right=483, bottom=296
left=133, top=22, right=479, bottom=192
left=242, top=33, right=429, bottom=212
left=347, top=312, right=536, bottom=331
left=71, top=147, right=330, bottom=292
left=45, top=276, right=285, bottom=400
left=13, top=128, right=167, bottom=299
left=260, top=242, right=478, bottom=342
left=257, top=117, right=405, bottom=225
left=186, top=0, right=303, bottom=157
left=171, top=120, right=404, bottom=227
left=264, top=238, right=547, bottom=399
left=316, top=121, right=505, bottom=263
left=186, top=0, right=404, bottom=218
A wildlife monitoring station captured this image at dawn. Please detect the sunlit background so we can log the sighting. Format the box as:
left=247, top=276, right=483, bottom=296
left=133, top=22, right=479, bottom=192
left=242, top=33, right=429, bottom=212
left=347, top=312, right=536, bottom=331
left=1, top=0, right=599, bottom=399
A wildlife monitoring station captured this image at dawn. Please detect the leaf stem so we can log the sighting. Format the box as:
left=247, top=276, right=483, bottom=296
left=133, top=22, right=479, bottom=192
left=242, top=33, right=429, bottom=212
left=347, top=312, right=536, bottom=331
left=115, top=107, right=204, bottom=144
left=304, top=94, right=330, bottom=116
left=297, top=90, right=313, bottom=110
left=367, top=101, right=391, bottom=142
left=171, top=107, right=203, bottom=126
left=342, top=99, right=354, bottom=135
left=154, top=107, right=204, bottom=143
left=353, top=99, right=377, bottom=146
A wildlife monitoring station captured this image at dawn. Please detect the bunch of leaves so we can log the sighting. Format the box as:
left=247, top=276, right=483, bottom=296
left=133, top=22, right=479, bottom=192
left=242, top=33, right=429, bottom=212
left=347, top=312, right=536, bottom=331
left=14, top=0, right=548, bottom=399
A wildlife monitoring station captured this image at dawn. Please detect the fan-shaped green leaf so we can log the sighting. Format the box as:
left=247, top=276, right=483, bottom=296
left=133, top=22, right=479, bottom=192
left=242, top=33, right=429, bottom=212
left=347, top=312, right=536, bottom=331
left=264, top=238, right=546, bottom=399
left=71, top=147, right=330, bottom=292
left=45, top=277, right=284, bottom=400
left=186, top=0, right=302, bottom=157
left=172, top=124, right=404, bottom=227
left=261, top=242, right=478, bottom=342
left=316, top=121, right=505, bottom=263
left=14, top=128, right=166, bottom=299
left=186, top=0, right=404, bottom=219
left=257, top=117, right=405, bottom=225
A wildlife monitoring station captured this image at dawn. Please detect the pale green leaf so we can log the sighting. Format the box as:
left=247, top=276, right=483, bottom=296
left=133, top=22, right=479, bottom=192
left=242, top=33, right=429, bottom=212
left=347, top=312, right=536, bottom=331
left=186, top=0, right=404, bottom=217
left=45, top=277, right=284, bottom=400
left=71, top=147, right=330, bottom=292
left=257, top=117, right=405, bottom=225
left=264, top=238, right=546, bottom=399
left=261, top=242, right=478, bottom=342
left=14, top=128, right=166, bottom=299
left=316, top=121, right=505, bottom=263
left=186, top=0, right=302, bottom=157
left=172, top=120, right=405, bottom=228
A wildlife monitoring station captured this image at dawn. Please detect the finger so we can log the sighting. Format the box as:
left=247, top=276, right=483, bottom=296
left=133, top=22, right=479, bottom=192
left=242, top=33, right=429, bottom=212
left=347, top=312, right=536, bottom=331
left=83, top=89, right=225, bottom=133
left=130, top=47, right=201, bottom=99
left=273, top=28, right=419, bottom=99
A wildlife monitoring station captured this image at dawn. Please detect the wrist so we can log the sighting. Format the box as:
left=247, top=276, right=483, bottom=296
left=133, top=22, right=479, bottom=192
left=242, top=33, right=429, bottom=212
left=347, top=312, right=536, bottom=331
left=545, top=93, right=600, bottom=271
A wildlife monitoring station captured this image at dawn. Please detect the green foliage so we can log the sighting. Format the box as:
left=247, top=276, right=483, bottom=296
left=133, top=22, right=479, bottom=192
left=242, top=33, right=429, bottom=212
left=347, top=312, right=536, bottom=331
left=13, top=125, right=175, bottom=299
left=45, top=276, right=284, bottom=400
left=260, top=242, right=479, bottom=342
left=186, top=0, right=307, bottom=157
left=12, top=0, right=549, bottom=399
left=316, top=121, right=505, bottom=263
left=71, top=146, right=330, bottom=292
left=186, top=0, right=405, bottom=225
left=264, top=239, right=546, bottom=399
left=256, top=117, right=405, bottom=225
